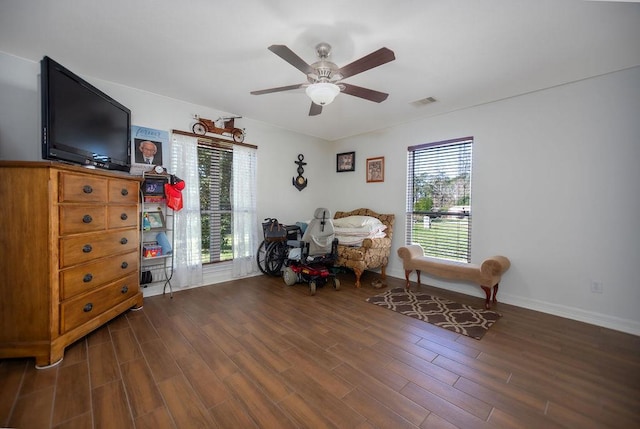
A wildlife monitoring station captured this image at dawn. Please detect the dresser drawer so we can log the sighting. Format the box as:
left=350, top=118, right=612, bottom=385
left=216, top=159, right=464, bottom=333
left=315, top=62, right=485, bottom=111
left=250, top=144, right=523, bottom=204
left=59, top=229, right=139, bottom=268
left=59, top=205, right=107, bottom=234
left=60, top=250, right=139, bottom=300
left=59, top=173, right=108, bottom=203
left=60, top=273, right=139, bottom=333
left=108, top=205, right=138, bottom=229
left=109, top=179, right=139, bottom=204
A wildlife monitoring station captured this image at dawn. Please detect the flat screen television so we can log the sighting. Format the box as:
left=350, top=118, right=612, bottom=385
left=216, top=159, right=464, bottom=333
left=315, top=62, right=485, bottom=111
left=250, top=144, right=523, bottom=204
left=41, top=56, right=131, bottom=172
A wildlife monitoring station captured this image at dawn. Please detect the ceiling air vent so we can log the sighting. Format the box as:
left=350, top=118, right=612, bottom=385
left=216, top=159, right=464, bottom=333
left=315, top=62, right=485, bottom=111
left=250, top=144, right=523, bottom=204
left=411, top=96, right=437, bottom=107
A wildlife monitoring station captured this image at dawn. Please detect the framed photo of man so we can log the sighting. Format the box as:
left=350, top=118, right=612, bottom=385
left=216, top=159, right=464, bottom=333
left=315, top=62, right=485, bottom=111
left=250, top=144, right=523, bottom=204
left=131, top=126, right=168, bottom=166
left=135, top=139, right=163, bottom=165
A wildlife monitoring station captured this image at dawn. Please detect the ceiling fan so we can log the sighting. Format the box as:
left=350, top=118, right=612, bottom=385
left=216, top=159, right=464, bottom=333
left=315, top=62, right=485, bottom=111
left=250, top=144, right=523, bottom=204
left=250, top=43, right=395, bottom=116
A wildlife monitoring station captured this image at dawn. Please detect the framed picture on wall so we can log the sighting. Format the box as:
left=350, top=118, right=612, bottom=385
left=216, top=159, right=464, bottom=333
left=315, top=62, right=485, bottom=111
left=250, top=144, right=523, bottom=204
left=132, top=126, right=168, bottom=166
left=366, top=157, right=384, bottom=183
left=336, top=151, right=356, bottom=172
left=129, top=126, right=169, bottom=175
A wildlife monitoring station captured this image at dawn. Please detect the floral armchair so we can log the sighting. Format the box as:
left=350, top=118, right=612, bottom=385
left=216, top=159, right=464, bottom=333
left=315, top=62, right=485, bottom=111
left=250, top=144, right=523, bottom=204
left=334, top=208, right=395, bottom=288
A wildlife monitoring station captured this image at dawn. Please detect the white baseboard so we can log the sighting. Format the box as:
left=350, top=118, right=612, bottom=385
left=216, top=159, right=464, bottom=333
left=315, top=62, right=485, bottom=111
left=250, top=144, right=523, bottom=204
left=499, top=293, right=640, bottom=337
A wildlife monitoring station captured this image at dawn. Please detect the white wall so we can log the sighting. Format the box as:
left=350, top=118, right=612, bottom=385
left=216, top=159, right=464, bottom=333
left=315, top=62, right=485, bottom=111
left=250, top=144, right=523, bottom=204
left=330, top=67, right=640, bottom=335
left=1, top=51, right=639, bottom=335
left=0, top=51, right=327, bottom=296
left=0, top=53, right=40, bottom=160
left=88, top=76, right=332, bottom=227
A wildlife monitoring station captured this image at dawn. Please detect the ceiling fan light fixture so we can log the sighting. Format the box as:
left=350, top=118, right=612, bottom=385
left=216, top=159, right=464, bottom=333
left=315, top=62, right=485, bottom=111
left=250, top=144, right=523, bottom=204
left=306, top=82, right=340, bottom=106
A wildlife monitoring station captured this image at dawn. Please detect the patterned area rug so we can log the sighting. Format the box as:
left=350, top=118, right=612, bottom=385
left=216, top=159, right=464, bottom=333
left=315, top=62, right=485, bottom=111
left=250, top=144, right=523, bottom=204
left=366, top=288, right=501, bottom=339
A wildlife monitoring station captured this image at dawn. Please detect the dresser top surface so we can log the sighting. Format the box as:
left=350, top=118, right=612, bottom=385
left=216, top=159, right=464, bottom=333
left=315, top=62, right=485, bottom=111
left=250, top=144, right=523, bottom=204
left=0, top=160, right=143, bottom=181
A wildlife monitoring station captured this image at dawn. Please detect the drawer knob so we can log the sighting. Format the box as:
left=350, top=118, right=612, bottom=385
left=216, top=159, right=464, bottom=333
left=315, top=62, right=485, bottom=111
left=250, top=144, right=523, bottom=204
left=120, top=213, right=128, bottom=220
left=121, top=285, right=129, bottom=294
left=121, top=188, right=129, bottom=196
left=83, top=303, right=93, bottom=312
left=120, top=237, right=128, bottom=245
left=82, top=244, right=92, bottom=253
left=83, top=273, right=93, bottom=283
left=82, top=185, right=93, bottom=194
left=121, top=262, right=128, bottom=269
left=82, top=214, right=93, bottom=223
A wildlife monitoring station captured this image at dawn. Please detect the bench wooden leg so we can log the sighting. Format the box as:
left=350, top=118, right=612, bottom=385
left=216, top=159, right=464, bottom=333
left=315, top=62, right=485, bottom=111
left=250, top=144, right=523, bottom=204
left=404, top=269, right=422, bottom=290
left=481, top=286, right=492, bottom=309
left=481, top=284, right=499, bottom=309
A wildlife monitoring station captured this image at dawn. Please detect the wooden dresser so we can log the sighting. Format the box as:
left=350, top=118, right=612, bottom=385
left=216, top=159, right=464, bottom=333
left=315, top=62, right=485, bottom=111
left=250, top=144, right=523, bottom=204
left=0, top=161, right=143, bottom=367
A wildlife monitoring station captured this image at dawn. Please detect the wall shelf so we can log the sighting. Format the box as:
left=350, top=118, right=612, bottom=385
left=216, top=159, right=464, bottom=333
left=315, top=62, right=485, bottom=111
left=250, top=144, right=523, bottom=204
left=141, top=172, right=175, bottom=297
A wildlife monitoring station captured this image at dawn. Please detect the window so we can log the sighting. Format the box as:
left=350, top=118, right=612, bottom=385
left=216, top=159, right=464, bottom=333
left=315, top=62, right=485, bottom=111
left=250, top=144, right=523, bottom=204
left=406, top=137, right=472, bottom=262
left=198, top=141, right=233, bottom=264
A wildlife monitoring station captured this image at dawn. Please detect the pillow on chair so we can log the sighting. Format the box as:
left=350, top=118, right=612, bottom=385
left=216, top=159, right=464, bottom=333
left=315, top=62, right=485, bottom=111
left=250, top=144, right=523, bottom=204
left=332, top=215, right=383, bottom=228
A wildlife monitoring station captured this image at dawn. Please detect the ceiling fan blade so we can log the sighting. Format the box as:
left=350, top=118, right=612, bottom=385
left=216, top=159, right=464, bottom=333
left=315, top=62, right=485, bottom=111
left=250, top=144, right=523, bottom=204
left=268, top=45, right=314, bottom=75
left=309, top=102, right=323, bottom=116
left=250, top=83, right=304, bottom=95
left=338, top=47, right=395, bottom=79
left=341, top=83, right=389, bottom=103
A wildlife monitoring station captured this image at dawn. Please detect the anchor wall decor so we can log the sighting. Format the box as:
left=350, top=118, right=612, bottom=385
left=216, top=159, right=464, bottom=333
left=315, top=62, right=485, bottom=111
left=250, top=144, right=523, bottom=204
left=292, top=154, right=308, bottom=191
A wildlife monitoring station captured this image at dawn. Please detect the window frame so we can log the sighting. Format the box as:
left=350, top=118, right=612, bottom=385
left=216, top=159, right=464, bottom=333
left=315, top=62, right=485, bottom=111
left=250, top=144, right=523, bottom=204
left=406, top=136, right=473, bottom=263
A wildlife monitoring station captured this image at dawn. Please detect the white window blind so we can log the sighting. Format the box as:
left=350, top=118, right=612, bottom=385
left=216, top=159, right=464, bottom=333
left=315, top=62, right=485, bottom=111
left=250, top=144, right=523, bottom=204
left=406, top=137, right=473, bottom=262
left=198, top=140, right=233, bottom=264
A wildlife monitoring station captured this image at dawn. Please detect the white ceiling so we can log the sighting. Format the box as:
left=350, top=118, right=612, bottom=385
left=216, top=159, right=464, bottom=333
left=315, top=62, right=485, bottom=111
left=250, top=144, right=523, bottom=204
left=1, top=0, right=639, bottom=141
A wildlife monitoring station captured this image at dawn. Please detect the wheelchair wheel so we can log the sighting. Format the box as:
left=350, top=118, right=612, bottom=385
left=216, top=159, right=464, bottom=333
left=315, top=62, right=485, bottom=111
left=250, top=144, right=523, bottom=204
left=309, top=281, right=317, bottom=296
left=283, top=267, right=297, bottom=286
left=333, top=277, right=341, bottom=291
left=265, top=241, right=287, bottom=276
left=256, top=240, right=269, bottom=275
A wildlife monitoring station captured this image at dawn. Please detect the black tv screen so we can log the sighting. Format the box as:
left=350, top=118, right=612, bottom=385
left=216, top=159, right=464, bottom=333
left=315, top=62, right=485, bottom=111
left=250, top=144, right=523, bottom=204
left=41, top=56, right=131, bottom=172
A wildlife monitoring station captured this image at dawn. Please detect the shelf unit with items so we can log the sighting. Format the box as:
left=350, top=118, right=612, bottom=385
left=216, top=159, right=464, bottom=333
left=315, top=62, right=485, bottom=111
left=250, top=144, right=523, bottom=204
left=140, top=172, right=175, bottom=297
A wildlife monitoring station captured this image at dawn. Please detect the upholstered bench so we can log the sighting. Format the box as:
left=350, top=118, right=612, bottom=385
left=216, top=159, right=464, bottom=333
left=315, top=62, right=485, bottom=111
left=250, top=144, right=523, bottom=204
left=397, top=244, right=510, bottom=309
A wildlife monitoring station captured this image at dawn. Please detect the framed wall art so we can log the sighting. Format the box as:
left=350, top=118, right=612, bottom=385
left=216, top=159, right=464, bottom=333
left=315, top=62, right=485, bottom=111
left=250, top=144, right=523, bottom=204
left=366, top=156, right=385, bottom=183
left=130, top=125, right=169, bottom=175
left=336, top=151, right=356, bottom=172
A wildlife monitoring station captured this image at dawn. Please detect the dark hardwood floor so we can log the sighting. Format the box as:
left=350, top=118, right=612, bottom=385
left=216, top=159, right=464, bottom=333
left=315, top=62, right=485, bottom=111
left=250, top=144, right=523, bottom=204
left=1, top=272, right=639, bottom=428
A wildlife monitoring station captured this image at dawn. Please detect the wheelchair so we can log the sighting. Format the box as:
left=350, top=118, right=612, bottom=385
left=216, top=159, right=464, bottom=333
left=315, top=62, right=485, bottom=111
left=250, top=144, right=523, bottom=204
left=281, top=208, right=341, bottom=295
left=256, top=218, right=300, bottom=276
